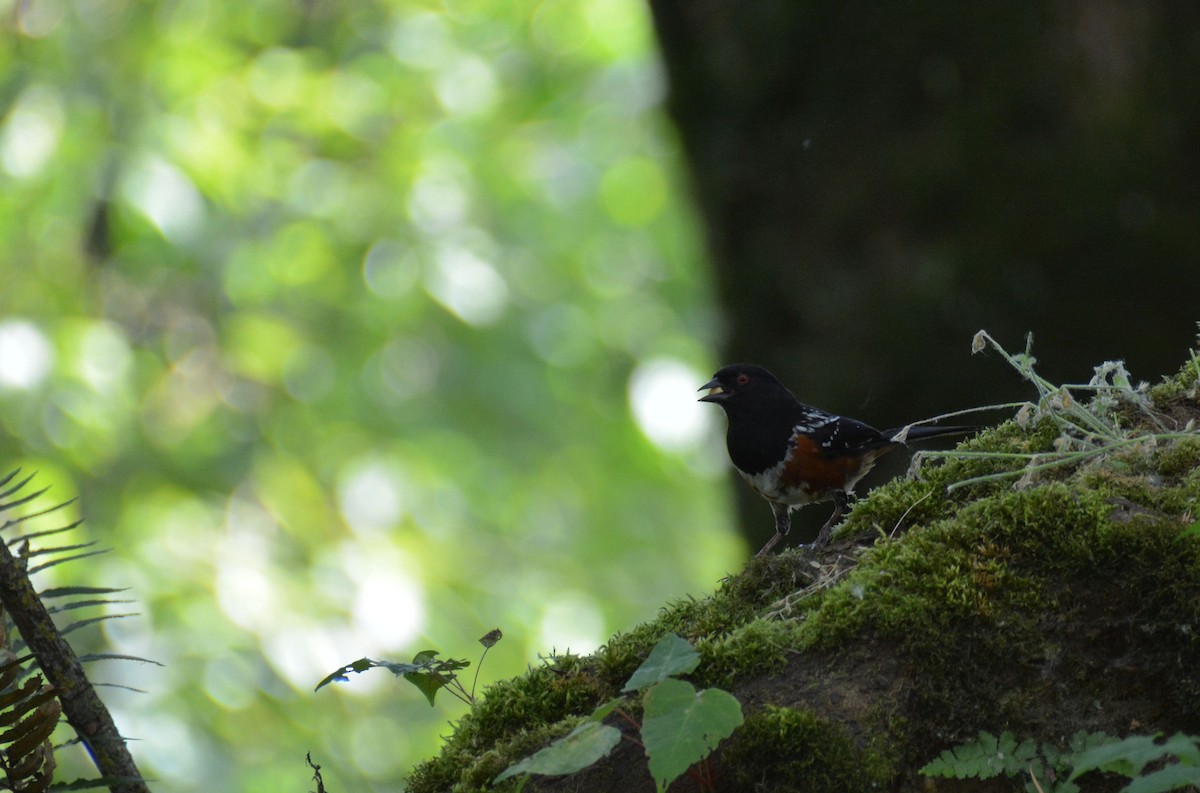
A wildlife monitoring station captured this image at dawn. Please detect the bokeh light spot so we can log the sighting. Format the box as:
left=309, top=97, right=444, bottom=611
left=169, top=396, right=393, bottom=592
left=339, top=543, right=427, bottom=650
left=1, top=85, right=64, bottom=178
left=122, top=156, right=206, bottom=243
left=78, top=320, right=132, bottom=393
left=628, top=357, right=714, bottom=452
left=0, top=320, right=54, bottom=390
left=389, top=12, right=455, bottom=70
left=426, top=246, right=508, bottom=325
left=353, top=569, right=426, bottom=649
left=435, top=56, right=499, bottom=116
left=362, top=240, right=419, bottom=299
left=407, top=164, right=471, bottom=233
left=338, top=461, right=406, bottom=535
left=537, top=591, right=604, bottom=655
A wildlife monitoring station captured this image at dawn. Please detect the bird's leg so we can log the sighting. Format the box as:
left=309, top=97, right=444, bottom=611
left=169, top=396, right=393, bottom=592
left=813, top=491, right=849, bottom=548
left=755, top=502, right=792, bottom=557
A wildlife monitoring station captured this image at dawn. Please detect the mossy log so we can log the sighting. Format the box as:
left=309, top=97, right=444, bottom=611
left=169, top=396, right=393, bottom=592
left=407, top=356, right=1200, bottom=793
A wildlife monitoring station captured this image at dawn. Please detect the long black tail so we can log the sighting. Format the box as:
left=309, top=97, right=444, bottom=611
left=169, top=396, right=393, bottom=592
left=883, top=424, right=979, bottom=444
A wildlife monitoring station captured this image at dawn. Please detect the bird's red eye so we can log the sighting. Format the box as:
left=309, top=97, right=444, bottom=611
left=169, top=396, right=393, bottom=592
left=736, top=373, right=750, bottom=385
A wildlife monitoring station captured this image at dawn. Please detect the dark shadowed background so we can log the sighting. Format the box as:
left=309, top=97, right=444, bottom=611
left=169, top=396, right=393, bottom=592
left=649, top=0, right=1200, bottom=544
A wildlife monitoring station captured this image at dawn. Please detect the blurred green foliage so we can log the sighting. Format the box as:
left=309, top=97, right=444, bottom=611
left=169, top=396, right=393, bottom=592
left=0, top=0, right=739, bottom=789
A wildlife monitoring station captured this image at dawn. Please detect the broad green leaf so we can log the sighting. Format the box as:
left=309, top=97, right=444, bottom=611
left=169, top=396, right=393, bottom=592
left=622, top=633, right=699, bottom=692
left=1155, top=732, right=1200, bottom=764
left=403, top=671, right=448, bottom=706
left=1125, top=762, right=1200, bottom=793
left=493, top=721, right=622, bottom=784
left=640, top=679, right=743, bottom=793
left=1069, top=733, right=1161, bottom=780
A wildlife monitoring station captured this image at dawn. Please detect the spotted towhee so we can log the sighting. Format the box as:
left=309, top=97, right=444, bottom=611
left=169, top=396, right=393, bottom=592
left=700, top=363, right=975, bottom=556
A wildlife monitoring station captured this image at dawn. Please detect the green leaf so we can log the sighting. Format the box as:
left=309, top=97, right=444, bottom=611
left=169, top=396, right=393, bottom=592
left=403, top=671, right=448, bottom=707
left=1183, top=520, right=1200, bottom=538
left=314, top=658, right=376, bottom=691
left=640, top=679, right=743, bottom=793
left=920, top=731, right=1028, bottom=780
left=493, top=721, right=622, bottom=784
left=1155, top=732, right=1200, bottom=764
left=1123, top=763, right=1200, bottom=791
left=1125, top=762, right=1200, bottom=793
left=622, top=633, right=700, bottom=692
left=1069, top=730, right=1115, bottom=754
left=313, top=651, right=469, bottom=701
left=588, top=696, right=627, bottom=722
left=1069, top=734, right=1161, bottom=780
left=410, top=650, right=439, bottom=665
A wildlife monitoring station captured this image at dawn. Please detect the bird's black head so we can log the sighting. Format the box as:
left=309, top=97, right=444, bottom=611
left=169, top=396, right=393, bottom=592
left=697, top=364, right=795, bottom=411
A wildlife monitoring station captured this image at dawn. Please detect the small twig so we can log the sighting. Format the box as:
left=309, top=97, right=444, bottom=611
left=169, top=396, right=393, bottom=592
left=889, top=491, right=933, bottom=539
left=307, top=752, right=328, bottom=793
left=764, top=558, right=853, bottom=620
left=900, top=401, right=1028, bottom=429
left=614, top=707, right=642, bottom=732
left=470, top=644, right=492, bottom=702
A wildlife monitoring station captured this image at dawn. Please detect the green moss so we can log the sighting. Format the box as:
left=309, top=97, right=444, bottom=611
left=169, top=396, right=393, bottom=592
left=405, top=655, right=610, bottom=793
left=460, top=717, right=585, bottom=792
left=797, top=473, right=1200, bottom=764
left=1154, top=436, right=1200, bottom=478
left=1147, top=349, right=1200, bottom=402
left=697, top=617, right=803, bottom=687
left=406, top=555, right=825, bottom=792
left=593, top=554, right=818, bottom=691
left=407, top=350, right=1200, bottom=792
left=841, top=418, right=1064, bottom=541
left=721, top=705, right=892, bottom=793
left=801, top=492, right=1057, bottom=653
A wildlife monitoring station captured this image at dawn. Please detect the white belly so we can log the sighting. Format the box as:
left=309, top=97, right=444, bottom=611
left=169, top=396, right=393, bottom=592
left=739, top=462, right=828, bottom=507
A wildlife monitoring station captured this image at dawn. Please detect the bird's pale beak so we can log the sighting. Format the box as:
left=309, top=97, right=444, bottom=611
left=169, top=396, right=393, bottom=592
left=697, top=377, right=728, bottom=403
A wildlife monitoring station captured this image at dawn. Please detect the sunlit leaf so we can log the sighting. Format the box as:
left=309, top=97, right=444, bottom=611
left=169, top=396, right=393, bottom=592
left=494, top=721, right=622, bottom=784
left=314, top=658, right=377, bottom=692
left=622, top=633, right=700, bottom=692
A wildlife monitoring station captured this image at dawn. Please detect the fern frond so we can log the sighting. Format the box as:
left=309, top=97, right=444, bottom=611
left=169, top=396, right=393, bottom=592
left=28, top=549, right=110, bottom=575
left=0, top=470, right=149, bottom=793
left=0, top=486, right=53, bottom=518
left=0, top=662, right=60, bottom=793
left=61, top=615, right=139, bottom=637
left=47, top=598, right=136, bottom=616
left=77, top=654, right=162, bottom=667
left=2, top=509, right=79, bottom=536
left=0, top=471, right=37, bottom=502
left=39, top=587, right=129, bottom=600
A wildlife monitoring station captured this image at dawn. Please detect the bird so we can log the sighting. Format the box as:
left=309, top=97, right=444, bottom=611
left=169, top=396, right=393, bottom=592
left=699, top=363, right=975, bottom=556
